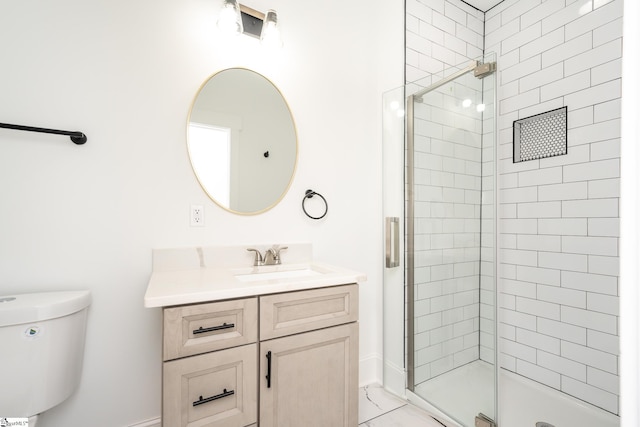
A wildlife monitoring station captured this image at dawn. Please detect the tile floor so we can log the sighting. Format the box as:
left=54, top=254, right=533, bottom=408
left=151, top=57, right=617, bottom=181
left=358, top=384, right=448, bottom=427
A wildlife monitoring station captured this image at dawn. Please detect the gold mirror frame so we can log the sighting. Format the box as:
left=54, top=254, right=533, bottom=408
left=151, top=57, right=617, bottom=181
left=187, top=68, right=298, bottom=215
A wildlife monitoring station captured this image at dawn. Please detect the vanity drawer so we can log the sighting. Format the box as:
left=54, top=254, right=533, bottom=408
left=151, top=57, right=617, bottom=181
left=164, top=298, right=257, bottom=361
left=260, top=284, right=358, bottom=340
left=163, top=343, right=257, bottom=427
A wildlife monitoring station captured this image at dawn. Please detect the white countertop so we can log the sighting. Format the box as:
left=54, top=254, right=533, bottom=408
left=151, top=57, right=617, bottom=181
left=144, top=261, right=366, bottom=308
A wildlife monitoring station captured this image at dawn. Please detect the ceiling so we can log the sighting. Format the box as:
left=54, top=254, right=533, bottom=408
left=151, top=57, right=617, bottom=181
left=463, top=0, right=504, bottom=12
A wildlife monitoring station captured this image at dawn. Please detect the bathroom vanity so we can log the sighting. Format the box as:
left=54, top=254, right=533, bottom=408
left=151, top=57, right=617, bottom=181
left=144, top=245, right=365, bottom=427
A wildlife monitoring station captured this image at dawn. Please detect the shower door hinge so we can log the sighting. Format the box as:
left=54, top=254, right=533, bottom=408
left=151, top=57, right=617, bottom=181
left=474, top=62, right=497, bottom=79
left=475, top=413, right=496, bottom=427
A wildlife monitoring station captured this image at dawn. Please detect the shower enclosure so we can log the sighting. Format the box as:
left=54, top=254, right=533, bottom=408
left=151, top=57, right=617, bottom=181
left=383, top=54, right=498, bottom=427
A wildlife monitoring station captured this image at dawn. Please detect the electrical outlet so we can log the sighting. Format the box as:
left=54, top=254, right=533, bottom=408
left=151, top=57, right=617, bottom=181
left=190, top=204, right=204, bottom=227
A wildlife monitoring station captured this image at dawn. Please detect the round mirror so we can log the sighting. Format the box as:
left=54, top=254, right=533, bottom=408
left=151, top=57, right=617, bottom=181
left=187, top=68, right=297, bottom=214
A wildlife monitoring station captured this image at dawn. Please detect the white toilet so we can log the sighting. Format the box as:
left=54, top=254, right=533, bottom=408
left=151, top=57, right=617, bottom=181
left=0, top=291, right=91, bottom=426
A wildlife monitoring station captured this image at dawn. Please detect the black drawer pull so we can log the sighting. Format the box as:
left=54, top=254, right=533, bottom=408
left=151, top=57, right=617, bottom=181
left=193, top=388, right=235, bottom=407
left=193, top=322, right=235, bottom=335
left=266, top=351, right=272, bottom=388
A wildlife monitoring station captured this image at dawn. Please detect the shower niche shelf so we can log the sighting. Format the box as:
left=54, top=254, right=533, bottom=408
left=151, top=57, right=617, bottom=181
left=513, top=106, right=567, bottom=163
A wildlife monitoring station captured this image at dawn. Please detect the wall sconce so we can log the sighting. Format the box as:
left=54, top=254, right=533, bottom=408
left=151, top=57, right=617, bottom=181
left=260, top=10, right=283, bottom=48
left=217, top=0, right=283, bottom=47
left=217, top=0, right=243, bottom=35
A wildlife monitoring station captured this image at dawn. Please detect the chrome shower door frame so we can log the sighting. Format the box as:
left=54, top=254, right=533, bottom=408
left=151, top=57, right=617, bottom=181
left=405, top=58, right=499, bottom=426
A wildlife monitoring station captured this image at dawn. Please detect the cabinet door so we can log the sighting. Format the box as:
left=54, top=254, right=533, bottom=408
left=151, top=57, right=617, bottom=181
left=259, top=323, right=358, bottom=427
left=163, top=344, right=257, bottom=427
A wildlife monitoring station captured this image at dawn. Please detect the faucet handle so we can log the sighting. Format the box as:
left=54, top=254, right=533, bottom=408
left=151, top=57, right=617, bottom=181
left=246, top=248, right=264, bottom=266
left=270, top=245, right=288, bottom=264
left=272, top=245, right=288, bottom=255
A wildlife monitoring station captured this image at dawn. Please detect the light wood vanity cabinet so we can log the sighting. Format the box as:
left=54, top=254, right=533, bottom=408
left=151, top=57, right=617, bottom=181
left=162, top=284, right=359, bottom=427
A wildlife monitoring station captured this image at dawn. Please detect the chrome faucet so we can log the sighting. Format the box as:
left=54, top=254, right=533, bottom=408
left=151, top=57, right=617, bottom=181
left=247, top=245, right=288, bottom=266
left=264, top=245, right=288, bottom=265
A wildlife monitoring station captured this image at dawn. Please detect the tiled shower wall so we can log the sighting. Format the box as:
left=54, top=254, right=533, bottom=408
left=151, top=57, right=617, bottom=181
left=406, top=0, right=491, bottom=384
left=486, top=0, right=622, bottom=414
left=411, top=72, right=486, bottom=384
left=407, top=0, right=484, bottom=83
left=406, top=0, right=622, bottom=415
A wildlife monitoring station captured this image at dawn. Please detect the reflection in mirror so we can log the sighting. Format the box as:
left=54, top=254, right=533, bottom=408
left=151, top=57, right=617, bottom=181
left=188, top=68, right=297, bottom=214
left=189, top=124, right=231, bottom=206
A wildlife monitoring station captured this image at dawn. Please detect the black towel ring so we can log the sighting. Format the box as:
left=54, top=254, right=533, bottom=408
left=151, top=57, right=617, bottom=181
left=302, top=189, right=328, bottom=220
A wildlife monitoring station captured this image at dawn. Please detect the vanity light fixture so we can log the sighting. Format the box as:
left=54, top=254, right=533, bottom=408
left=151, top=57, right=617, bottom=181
left=218, top=1, right=283, bottom=47
left=217, top=0, right=243, bottom=35
left=260, top=10, right=283, bottom=48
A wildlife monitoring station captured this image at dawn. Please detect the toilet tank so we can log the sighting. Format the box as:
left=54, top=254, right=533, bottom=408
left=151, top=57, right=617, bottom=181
left=0, top=291, right=91, bottom=418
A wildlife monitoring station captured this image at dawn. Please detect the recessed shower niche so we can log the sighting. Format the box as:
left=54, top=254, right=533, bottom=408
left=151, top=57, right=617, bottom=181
left=513, top=107, right=568, bottom=163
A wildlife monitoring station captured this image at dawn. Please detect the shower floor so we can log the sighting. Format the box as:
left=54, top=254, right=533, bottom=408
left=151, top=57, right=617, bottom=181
left=412, top=360, right=619, bottom=427
left=414, top=360, right=495, bottom=427
left=500, top=369, right=619, bottom=427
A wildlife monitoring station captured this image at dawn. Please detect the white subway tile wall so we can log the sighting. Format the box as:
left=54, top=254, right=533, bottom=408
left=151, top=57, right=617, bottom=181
left=406, top=0, right=489, bottom=384
left=406, top=0, right=622, bottom=415
left=407, top=0, right=485, bottom=82
left=486, top=0, right=622, bottom=415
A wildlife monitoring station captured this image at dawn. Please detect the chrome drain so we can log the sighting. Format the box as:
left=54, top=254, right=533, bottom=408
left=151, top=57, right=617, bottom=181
left=536, top=423, right=556, bottom=427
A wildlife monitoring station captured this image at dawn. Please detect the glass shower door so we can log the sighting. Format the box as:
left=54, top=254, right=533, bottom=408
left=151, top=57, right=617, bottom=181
left=406, top=55, right=497, bottom=427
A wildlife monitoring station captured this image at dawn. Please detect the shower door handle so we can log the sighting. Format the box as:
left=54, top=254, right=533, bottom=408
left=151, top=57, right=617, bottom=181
left=385, top=217, right=400, bottom=268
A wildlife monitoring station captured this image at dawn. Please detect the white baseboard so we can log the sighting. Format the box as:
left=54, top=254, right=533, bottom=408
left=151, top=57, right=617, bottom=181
left=128, top=417, right=161, bottom=427
left=359, top=353, right=383, bottom=387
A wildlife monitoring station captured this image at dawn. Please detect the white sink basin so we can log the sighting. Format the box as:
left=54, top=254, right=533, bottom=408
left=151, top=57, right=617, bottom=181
left=234, top=266, right=324, bottom=283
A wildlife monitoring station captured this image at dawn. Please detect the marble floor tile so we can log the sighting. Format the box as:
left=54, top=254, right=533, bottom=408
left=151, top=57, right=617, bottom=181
left=360, top=403, right=446, bottom=427
left=359, top=384, right=407, bottom=424
left=359, top=384, right=448, bottom=427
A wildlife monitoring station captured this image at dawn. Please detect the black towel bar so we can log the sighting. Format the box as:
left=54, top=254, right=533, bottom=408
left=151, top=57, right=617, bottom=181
left=0, top=122, right=87, bottom=145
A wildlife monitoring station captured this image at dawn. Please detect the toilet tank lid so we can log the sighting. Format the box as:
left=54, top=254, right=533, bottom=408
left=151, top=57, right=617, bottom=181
left=0, top=290, right=91, bottom=327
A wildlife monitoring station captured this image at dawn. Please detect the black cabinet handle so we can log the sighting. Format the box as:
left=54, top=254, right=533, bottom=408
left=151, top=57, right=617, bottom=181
left=266, top=351, right=272, bottom=388
left=192, top=388, right=235, bottom=407
left=193, top=322, right=235, bottom=335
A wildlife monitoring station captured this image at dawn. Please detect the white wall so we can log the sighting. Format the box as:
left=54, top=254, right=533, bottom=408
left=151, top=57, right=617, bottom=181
left=620, top=0, right=640, bottom=424
left=0, top=1, right=403, bottom=426
left=486, top=0, right=622, bottom=414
